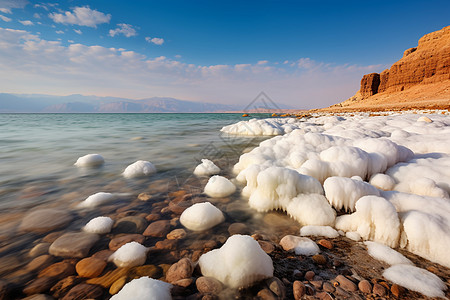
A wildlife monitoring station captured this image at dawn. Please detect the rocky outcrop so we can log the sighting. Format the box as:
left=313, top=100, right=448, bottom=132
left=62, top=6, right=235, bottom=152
left=335, top=25, right=450, bottom=110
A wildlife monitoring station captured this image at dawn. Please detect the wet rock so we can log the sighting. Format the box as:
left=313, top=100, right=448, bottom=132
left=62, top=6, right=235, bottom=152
left=391, top=283, right=405, bottom=297
left=155, top=239, right=178, bottom=250
left=167, top=228, right=187, bottom=240
left=19, top=209, right=73, bottom=233
left=26, top=255, right=55, bottom=272
left=335, top=286, right=350, bottom=297
left=128, top=265, right=161, bottom=279
left=0, top=280, right=10, bottom=300
left=305, top=271, right=315, bottom=281
left=61, top=283, right=103, bottom=300
left=49, top=232, right=99, bottom=258
left=38, top=262, right=76, bottom=280
left=258, top=241, right=275, bottom=254
left=196, top=276, right=223, bottom=295
left=323, top=281, right=335, bottom=293
left=358, top=279, right=372, bottom=293
left=312, top=254, right=327, bottom=265
left=335, top=275, right=357, bottom=292
left=317, top=239, right=333, bottom=249
left=113, top=216, right=147, bottom=234
left=310, top=280, right=323, bottom=289
left=373, top=283, right=386, bottom=296
left=143, top=220, right=171, bottom=237
left=23, top=277, right=57, bottom=295
left=29, top=243, right=51, bottom=258
left=138, top=192, right=152, bottom=201
left=267, top=277, right=286, bottom=299
left=22, top=295, right=55, bottom=300
left=166, top=258, right=194, bottom=284
left=42, top=232, right=64, bottom=243
left=109, top=234, right=145, bottom=251
left=145, top=213, right=160, bottom=222
left=86, top=268, right=130, bottom=288
left=91, top=249, right=114, bottom=261
left=50, top=276, right=81, bottom=299
left=227, top=223, right=250, bottom=235
left=169, top=200, right=191, bottom=214
left=75, top=257, right=107, bottom=278
left=293, top=281, right=306, bottom=300
left=257, top=288, right=277, bottom=300
left=109, top=276, right=127, bottom=295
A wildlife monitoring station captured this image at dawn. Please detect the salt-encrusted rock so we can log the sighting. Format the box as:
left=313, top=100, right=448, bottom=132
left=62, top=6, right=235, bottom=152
left=108, top=242, right=148, bottom=268
left=74, top=154, right=104, bottom=167
left=113, top=216, right=147, bottom=234
left=123, top=160, right=156, bottom=178
left=180, top=202, right=225, bottom=231
left=75, top=257, right=107, bottom=278
left=49, top=232, right=99, bottom=258
left=293, top=281, right=306, bottom=300
left=61, top=283, right=103, bottom=300
left=335, top=275, right=357, bottom=292
left=38, top=262, right=76, bottom=280
left=77, top=192, right=116, bottom=208
left=83, top=216, right=114, bottom=234
left=358, top=279, right=372, bottom=293
left=167, top=228, right=187, bottom=240
left=196, top=276, right=223, bottom=294
left=279, top=235, right=320, bottom=256
left=194, top=159, right=220, bottom=176
left=143, top=220, right=171, bottom=237
left=110, top=277, right=172, bottom=300
left=109, top=234, right=146, bottom=251
left=166, top=258, right=194, bottom=284
left=204, top=175, right=236, bottom=198
left=19, top=209, right=73, bottom=233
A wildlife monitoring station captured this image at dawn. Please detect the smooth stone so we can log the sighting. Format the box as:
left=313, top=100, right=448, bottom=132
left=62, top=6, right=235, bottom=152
left=196, top=276, right=223, bottom=294
left=26, top=255, right=55, bottom=272
left=358, top=279, right=372, bottom=293
left=323, top=281, right=335, bottom=293
left=168, top=200, right=191, bottom=214
left=318, top=239, right=333, bottom=249
left=267, top=277, right=286, bottom=299
left=257, top=288, right=277, bottom=300
left=86, top=268, right=130, bottom=288
left=29, top=243, right=51, bottom=258
left=128, top=265, right=161, bottom=278
left=391, top=283, right=405, bottom=297
left=258, top=241, right=275, bottom=254
left=173, top=278, right=193, bottom=287
left=155, top=239, right=178, bottom=250
left=91, top=249, right=114, bottom=261
left=109, top=276, right=127, bottom=295
left=310, top=280, right=323, bottom=289
left=305, top=271, right=315, bottom=281
left=22, top=294, right=55, bottom=300
left=316, top=291, right=333, bottom=300
left=138, top=193, right=152, bottom=201
left=50, top=276, right=81, bottom=299
left=335, top=275, right=357, bottom=292
left=42, top=231, right=64, bottom=243
left=109, top=234, right=145, bottom=251
left=23, top=277, right=57, bottom=295
left=0, top=280, right=10, bottom=300
left=335, top=286, right=350, bottom=297
left=49, top=232, right=99, bottom=258
left=19, top=209, right=73, bottom=233
left=143, top=220, right=171, bottom=237
left=145, top=214, right=160, bottom=222
left=373, top=283, right=386, bottom=296
left=75, top=257, right=107, bottom=278
left=312, top=254, right=327, bottom=265
left=279, top=235, right=300, bottom=251
left=38, top=262, right=76, bottom=280
left=293, top=281, right=306, bottom=300
left=61, top=283, right=103, bottom=300
left=113, top=216, right=147, bottom=234
left=167, top=228, right=187, bottom=240
left=166, top=258, right=194, bottom=284
left=227, top=223, right=250, bottom=235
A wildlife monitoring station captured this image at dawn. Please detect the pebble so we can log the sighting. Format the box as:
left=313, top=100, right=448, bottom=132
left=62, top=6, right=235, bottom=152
left=316, top=291, right=333, bottom=300
left=373, top=283, right=386, bottom=296
left=166, top=258, right=194, bottom=283
left=49, top=232, right=99, bottom=258
left=391, top=283, right=405, bottom=297
left=167, top=228, right=187, bottom=240
left=257, top=288, right=277, bottom=300
left=38, top=262, right=76, bottom=280
left=228, top=223, right=250, bottom=235
left=168, top=200, right=191, bottom=214
left=258, top=241, right=275, bottom=254
left=335, top=286, right=350, bottom=297
left=173, top=278, right=193, bottom=287
left=128, top=265, right=161, bottom=278
left=29, top=243, right=51, bottom=258
left=322, top=281, right=335, bottom=293
left=317, top=239, right=333, bottom=249
left=155, top=239, right=178, bottom=250
left=267, top=277, right=286, bottom=299
left=335, top=275, right=358, bottom=292
left=310, top=280, right=323, bottom=289
left=23, top=276, right=57, bottom=295
left=293, top=281, right=306, bottom=300
left=113, top=216, right=148, bottom=234
left=305, top=270, right=315, bottom=281
left=138, top=192, right=152, bottom=201
left=75, top=257, right=107, bottom=278
left=19, top=209, right=73, bottom=233
left=42, top=231, right=64, bottom=243
left=109, top=276, right=127, bottom=295
left=312, top=254, right=327, bottom=265
left=50, top=276, right=81, bottom=299
left=196, top=276, right=223, bottom=294
left=91, top=249, right=114, bottom=261
left=60, top=283, right=103, bottom=300
left=22, top=294, right=55, bottom=300
left=358, top=279, right=372, bottom=293
left=143, top=220, right=171, bottom=237
left=145, top=213, right=161, bottom=222
left=26, top=255, right=55, bottom=272
left=109, top=234, right=145, bottom=251
left=86, top=268, right=130, bottom=288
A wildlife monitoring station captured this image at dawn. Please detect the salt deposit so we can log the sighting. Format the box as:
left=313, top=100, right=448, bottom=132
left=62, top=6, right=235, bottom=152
left=123, top=160, right=156, bottom=178
left=300, top=225, right=339, bottom=238
left=220, top=118, right=302, bottom=136
left=383, top=264, right=447, bottom=298
left=369, top=173, right=396, bottom=191
left=194, top=159, right=220, bottom=176
left=180, top=202, right=225, bottom=231
left=279, top=235, right=320, bottom=255
left=110, top=276, right=172, bottom=300
left=74, top=154, right=104, bottom=167
left=364, top=241, right=412, bottom=265
left=204, top=175, right=236, bottom=198
left=109, top=242, right=148, bottom=268
left=83, top=216, right=114, bottom=234
left=198, top=234, right=273, bottom=288
left=77, top=192, right=116, bottom=208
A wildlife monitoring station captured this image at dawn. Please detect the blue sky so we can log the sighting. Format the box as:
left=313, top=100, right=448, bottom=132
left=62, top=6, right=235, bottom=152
left=0, top=0, right=449, bottom=108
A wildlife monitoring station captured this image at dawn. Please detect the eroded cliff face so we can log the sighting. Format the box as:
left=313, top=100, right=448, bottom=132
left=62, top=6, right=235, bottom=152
left=340, top=25, right=450, bottom=109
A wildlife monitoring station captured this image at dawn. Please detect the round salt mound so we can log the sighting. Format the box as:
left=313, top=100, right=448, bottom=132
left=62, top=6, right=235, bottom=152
left=204, top=175, right=236, bottom=198
left=198, top=234, right=273, bottom=288
left=123, top=160, right=156, bottom=178
left=194, top=159, right=220, bottom=176
left=109, top=242, right=148, bottom=268
left=180, top=202, right=225, bottom=231
left=78, top=192, right=115, bottom=208
left=83, top=216, right=114, bottom=234
left=111, top=276, right=172, bottom=300
left=74, top=154, right=104, bottom=167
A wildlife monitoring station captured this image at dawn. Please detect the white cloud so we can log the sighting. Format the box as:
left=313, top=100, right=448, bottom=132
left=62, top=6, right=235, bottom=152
left=257, top=60, right=268, bottom=65
left=0, top=8, right=11, bottom=14
left=109, top=23, right=137, bottom=37
left=49, top=6, right=111, bottom=28
left=73, top=29, right=82, bottom=35
left=0, top=0, right=27, bottom=12
left=0, top=27, right=385, bottom=108
left=175, top=54, right=181, bottom=58
left=19, top=20, right=33, bottom=26
left=0, top=14, right=11, bottom=22
left=55, top=30, right=64, bottom=34
left=33, top=13, right=41, bottom=19
left=145, top=36, right=164, bottom=45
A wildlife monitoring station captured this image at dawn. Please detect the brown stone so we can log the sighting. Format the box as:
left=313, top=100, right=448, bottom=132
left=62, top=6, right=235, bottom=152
left=305, top=270, right=315, bottom=281
left=167, top=228, right=187, bottom=240
left=258, top=241, right=275, bottom=254
left=38, top=262, right=76, bottom=280
left=113, top=216, right=147, bottom=234
left=143, top=220, right=171, bottom=237
left=22, top=295, right=55, bottom=300
left=128, top=265, right=161, bottom=278
left=335, top=275, right=357, bottom=292
left=29, top=243, right=51, bottom=258
left=316, top=291, right=333, bottom=300
left=91, top=249, right=114, bottom=261
left=312, top=254, right=327, bottom=265
left=23, top=277, right=57, bottom=295
left=173, top=278, right=193, bottom=287
left=26, top=255, right=55, bottom=272
left=75, top=257, right=106, bottom=278
left=360, top=73, right=381, bottom=98
left=19, top=209, right=73, bottom=234
left=49, top=232, right=99, bottom=258
left=42, top=231, right=64, bottom=243
left=50, top=276, right=81, bottom=299
left=317, top=239, right=333, bottom=249
left=196, top=276, right=223, bottom=294
left=168, top=200, right=191, bottom=214
left=155, top=239, right=178, bottom=250
left=228, top=223, right=250, bottom=235
left=109, top=234, right=145, bottom=251
left=86, top=267, right=130, bottom=288
left=373, top=283, right=386, bottom=296
left=61, top=283, right=103, bottom=300
left=257, top=288, right=277, bottom=300
left=391, top=283, right=405, bottom=298
left=166, top=258, right=193, bottom=283
left=138, top=192, right=152, bottom=201
left=145, top=213, right=160, bottom=222
left=358, top=279, right=372, bottom=293
left=109, top=277, right=127, bottom=295
left=322, top=281, right=335, bottom=293
left=267, top=277, right=286, bottom=299
left=293, top=281, right=306, bottom=300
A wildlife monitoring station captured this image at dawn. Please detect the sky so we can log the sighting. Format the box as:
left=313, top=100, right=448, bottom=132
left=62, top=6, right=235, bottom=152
left=0, top=0, right=449, bottom=109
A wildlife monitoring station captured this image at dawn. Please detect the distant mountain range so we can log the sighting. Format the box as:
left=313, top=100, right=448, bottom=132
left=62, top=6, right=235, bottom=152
left=0, top=93, right=250, bottom=113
